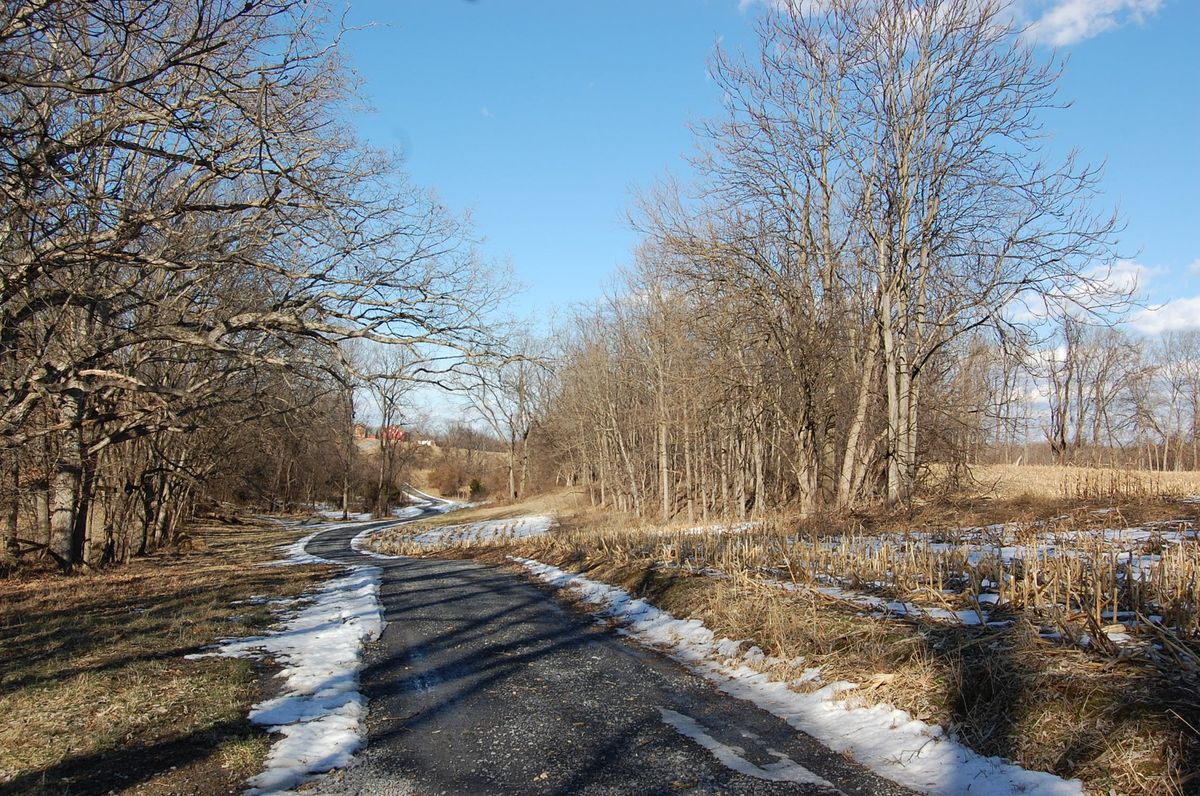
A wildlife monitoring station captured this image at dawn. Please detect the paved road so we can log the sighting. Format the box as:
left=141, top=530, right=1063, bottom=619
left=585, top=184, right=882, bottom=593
left=304, top=517, right=914, bottom=796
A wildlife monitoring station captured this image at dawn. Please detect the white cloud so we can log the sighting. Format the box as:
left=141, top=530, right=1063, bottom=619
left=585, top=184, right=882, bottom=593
left=479, top=106, right=494, bottom=119
left=1189, top=258, right=1200, bottom=276
left=1133, top=296, right=1200, bottom=335
left=1022, top=0, right=1163, bottom=46
left=1003, top=260, right=1152, bottom=326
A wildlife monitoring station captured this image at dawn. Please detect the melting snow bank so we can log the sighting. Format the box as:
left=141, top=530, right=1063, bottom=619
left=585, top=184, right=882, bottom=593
left=351, top=525, right=403, bottom=560
left=191, top=528, right=383, bottom=794
left=514, top=556, right=1083, bottom=796
left=403, top=514, right=555, bottom=548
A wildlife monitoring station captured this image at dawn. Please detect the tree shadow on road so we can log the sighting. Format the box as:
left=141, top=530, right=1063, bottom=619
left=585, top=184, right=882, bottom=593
left=352, top=557, right=912, bottom=795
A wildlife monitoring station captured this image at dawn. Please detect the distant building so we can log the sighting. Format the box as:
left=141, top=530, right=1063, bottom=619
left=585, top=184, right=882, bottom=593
left=379, top=425, right=408, bottom=442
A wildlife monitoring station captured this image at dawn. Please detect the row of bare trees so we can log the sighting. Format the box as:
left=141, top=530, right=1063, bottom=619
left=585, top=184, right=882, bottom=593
left=534, top=0, right=1127, bottom=520
left=1011, top=326, right=1200, bottom=470
left=0, top=1, right=504, bottom=570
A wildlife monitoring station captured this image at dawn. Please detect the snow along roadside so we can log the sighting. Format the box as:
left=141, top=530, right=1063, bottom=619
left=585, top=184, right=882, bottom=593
left=189, top=525, right=383, bottom=795
left=513, top=556, right=1083, bottom=796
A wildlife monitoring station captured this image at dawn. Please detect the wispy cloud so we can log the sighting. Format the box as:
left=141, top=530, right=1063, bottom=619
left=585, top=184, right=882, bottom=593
left=1005, top=259, right=1152, bottom=325
left=479, top=106, right=495, bottom=119
left=1094, top=259, right=1157, bottom=296
left=1190, top=258, right=1200, bottom=276
left=1022, top=0, right=1163, bottom=46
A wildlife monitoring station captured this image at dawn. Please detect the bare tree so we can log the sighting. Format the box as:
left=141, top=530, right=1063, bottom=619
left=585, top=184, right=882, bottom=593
left=359, top=346, right=420, bottom=517
left=459, top=335, right=549, bottom=501
left=0, top=1, right=508, bottom=570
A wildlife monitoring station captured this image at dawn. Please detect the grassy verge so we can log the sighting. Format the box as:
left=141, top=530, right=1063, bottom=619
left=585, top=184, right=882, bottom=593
left=385, top=490, right=1200, bottom=795
left=0, top=518, right=335, bottom=795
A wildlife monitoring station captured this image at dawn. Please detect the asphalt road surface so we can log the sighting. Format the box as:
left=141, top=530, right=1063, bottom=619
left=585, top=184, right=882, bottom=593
left=303, top=517, right=915, bottom=796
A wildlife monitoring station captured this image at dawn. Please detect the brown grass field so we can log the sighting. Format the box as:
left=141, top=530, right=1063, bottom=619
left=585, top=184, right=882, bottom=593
left=968, top=463, right=1200, bottom=503
left=0, top=518, right=332, bottom=796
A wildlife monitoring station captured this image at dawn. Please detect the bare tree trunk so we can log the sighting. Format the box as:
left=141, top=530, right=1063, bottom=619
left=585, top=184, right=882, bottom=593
left=2, top=458, right=18, bottom=563
left=904, top=371, right=920, bottom=495
left=683, top=412, right=695, bottom=524
left=837, top=335, right=878, bottom=507
left=752, top=422, right=765, bottom=518
left=376, top=437, right=389, bottom=517
left=882, top=287, right=902, bottom=506
left=34, top=477, right=50, bottom=552
left=152, top=478, right=175, bottom=548
left=507, top=441, right=517, bottom=500
left=520, top=435, right=531, bottom=499
left=658, top=417, right=670, bottom=522
left=49, top=388, right=85, bottom=571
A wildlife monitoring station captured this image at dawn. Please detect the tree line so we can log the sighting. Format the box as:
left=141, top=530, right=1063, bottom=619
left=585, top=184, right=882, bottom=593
left=991, top=324, right=1200, bottom=471
left=0, top=1, right=506, bottom=570
left=5, top=0, right=1187, bottom=570
left=532, top=0, right=1140, bottom=521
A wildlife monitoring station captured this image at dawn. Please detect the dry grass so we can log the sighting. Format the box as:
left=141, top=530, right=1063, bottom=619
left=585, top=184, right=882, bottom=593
left=426, top=489, right=588, bottom=527
left=0, top=518, right=333, bottom=795
left=367, top=489, right=589, bottom=556
left=970, top=464, right=1200, bottom=503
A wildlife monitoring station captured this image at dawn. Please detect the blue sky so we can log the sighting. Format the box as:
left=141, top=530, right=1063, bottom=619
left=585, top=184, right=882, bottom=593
left=341, top=0, right=1198, bottom=333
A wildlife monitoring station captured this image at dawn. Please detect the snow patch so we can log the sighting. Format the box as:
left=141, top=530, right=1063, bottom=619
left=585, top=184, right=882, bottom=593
left=192, top=530, right=383, bottom=794
left=403, top=514, right=555, bottom=548
left=317, top=508, right=373, bottom=521
left=275, top=530, right=329, bottom=566
left=515, top=556, right=1083, bottom=796
left=658, top=707, right=837, bottom=788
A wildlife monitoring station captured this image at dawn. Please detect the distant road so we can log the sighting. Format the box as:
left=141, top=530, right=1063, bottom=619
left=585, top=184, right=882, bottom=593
left=303, top=516, right=913, bottom=796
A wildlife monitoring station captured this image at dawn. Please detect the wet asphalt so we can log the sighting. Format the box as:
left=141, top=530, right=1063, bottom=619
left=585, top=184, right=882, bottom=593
left=302, top=517, right=915, bottom=796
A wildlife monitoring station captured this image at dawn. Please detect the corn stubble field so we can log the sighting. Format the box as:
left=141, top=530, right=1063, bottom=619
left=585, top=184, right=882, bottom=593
left=375, top=465, right=1200, bottom=795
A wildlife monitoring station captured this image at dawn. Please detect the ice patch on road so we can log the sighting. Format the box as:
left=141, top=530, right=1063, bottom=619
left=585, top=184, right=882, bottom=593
left=657, top=708, right=838, bottom=789
left=192, top=526, right=383, bottom=794
left=516, top=557, right=1083, bottom=796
